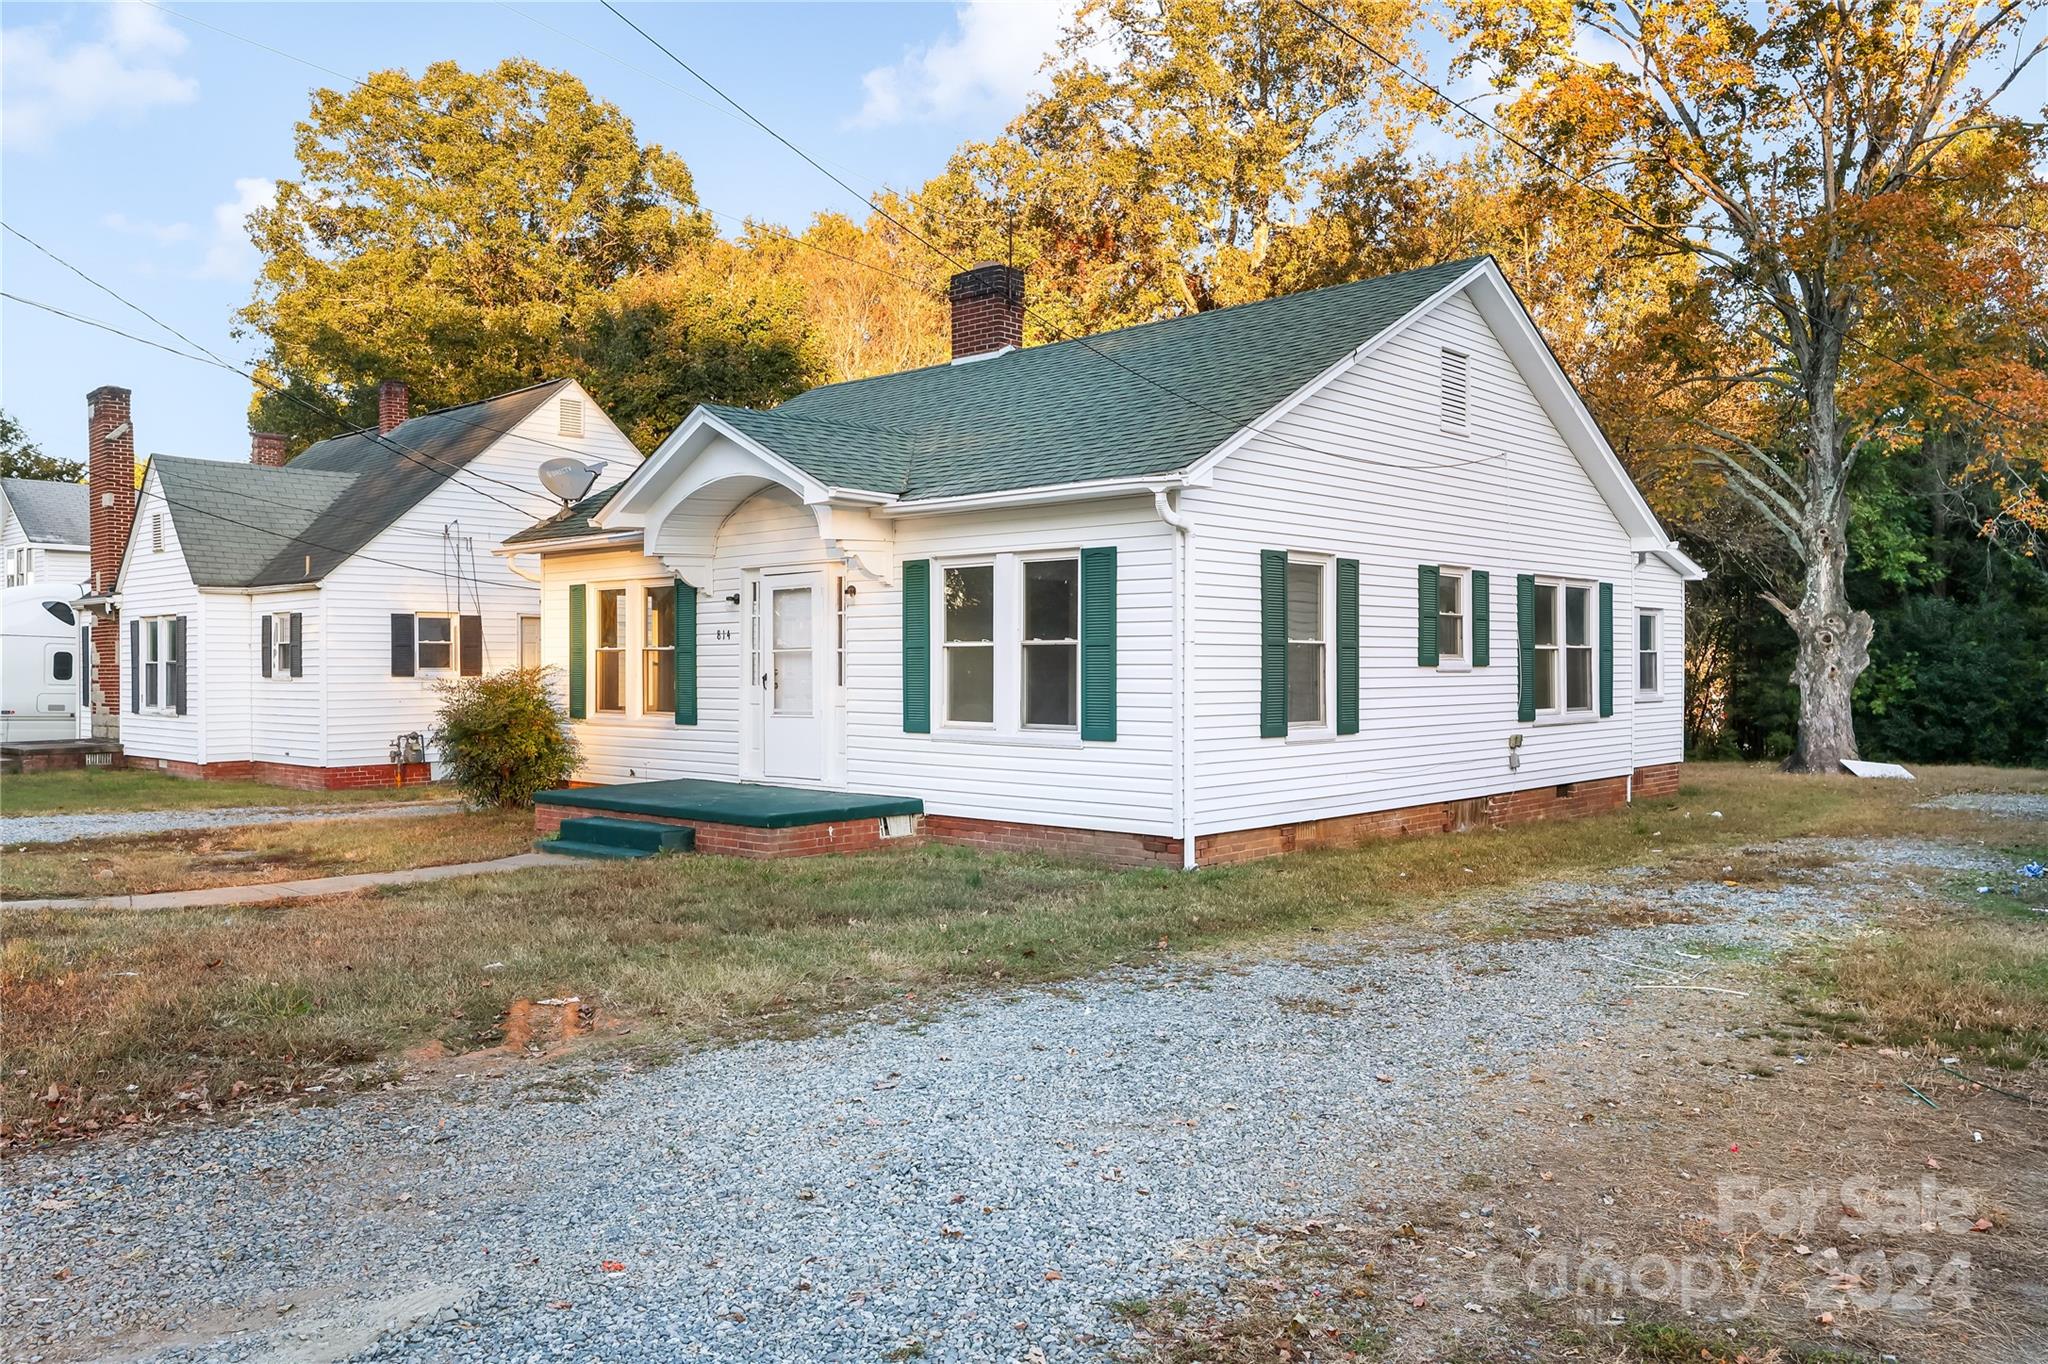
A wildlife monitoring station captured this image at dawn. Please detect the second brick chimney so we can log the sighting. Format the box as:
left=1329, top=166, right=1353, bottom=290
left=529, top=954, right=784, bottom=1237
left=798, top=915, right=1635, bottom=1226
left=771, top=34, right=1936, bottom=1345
left=378, top=379, right=409, bottom=434
left=86, top=385, right=137, bottom=731
left=948, top=263, right=1024, bottom=361
left=250, top=431, right=289, bottom=468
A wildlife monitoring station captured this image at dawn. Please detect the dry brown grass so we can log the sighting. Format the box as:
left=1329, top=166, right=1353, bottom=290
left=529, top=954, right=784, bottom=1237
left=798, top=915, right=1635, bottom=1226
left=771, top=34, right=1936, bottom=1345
left=0, top=810, right=533, bottom=899
left=2, top=763, right=2040, bottom=1144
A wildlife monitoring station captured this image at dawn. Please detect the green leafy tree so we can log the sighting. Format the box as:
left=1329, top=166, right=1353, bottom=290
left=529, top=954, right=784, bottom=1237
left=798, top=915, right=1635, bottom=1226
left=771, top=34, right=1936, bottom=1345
left=0, top=409, right=82, bottom=481
left=241, top=59, right=710, bottom=449
left=575, top=239, right=827, bottom=451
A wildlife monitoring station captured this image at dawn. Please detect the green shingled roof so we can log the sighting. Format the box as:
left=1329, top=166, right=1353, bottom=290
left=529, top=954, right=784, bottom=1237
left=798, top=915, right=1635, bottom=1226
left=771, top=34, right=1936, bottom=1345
left=148, top=380, right=570, bottom=588
left=696, top=257, right=1483, bottom=501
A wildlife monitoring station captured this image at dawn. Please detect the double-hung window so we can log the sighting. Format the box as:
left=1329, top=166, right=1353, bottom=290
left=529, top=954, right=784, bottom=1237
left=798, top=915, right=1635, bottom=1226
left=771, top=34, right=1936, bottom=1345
left=269, top=611, right=294, bottom=677
left=595, top=588, right=625, bottom=713
left=1437, top=567, right=1467, bottom=663
left=415, top=614, right=454, bottom=671
left=1021, top=558, right=1078, bottom=728
left=143, top=617, right=163, bottom=710
left=938, top=554, right=1084, bottom=734
left=643, top=585, right=675, bottom=714
left=1532, top=579, right=1596, bottom=716
left=1287, top=559, right=1326, bottom=728
left=942, top=564, right=997, bottom=725
left=1637, top=610, right=1661, bottom=697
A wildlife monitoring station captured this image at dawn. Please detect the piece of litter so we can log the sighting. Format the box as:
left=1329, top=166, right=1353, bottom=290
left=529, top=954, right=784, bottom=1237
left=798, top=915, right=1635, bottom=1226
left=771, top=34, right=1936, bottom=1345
left=1977, top=887, right=1992, bottom=895
left=2019, top=862, right=2044, bottom=879
left=482, top=962, right=506, bottom=971
left=1710, top=810, right=1723, bottom=819
left=536, top=997, right=580, bottom=1007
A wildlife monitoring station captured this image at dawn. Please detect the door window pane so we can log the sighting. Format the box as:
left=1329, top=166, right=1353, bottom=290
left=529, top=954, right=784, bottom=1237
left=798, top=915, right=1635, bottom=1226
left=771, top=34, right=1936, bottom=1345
left=1022, top=559, right=1078, bottom=729
left=519, top=616, right=541, bottom=670
left=52, top=650, right=72, bottom=682
left=771, top=587, right=813, bottom=715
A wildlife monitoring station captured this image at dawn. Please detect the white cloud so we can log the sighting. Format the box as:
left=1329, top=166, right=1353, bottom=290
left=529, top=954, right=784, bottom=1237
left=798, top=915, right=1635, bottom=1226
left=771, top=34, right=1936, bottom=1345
left=853, top=0, right=1075, bottom=129
left=102, top=211, right=194, bottom=244
left=194, top=177, right=273, bottom=281
left=1, top=1, right=197, bottom=150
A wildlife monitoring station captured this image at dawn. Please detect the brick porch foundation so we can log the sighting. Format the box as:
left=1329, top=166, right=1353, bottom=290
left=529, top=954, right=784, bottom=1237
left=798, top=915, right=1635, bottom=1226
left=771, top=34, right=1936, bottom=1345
left=542, top=766, right=1685, bottom=867
left=127, top=756, right=435, bottom=791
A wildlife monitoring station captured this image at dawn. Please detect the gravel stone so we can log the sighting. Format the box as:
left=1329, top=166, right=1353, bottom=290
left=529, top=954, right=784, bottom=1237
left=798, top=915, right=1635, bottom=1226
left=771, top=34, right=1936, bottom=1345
left=0, top=836, right=2001, bottom=1363
left=1918, top=792, right=2048, bottom=820
left=0, top=801, right=459, bottom=847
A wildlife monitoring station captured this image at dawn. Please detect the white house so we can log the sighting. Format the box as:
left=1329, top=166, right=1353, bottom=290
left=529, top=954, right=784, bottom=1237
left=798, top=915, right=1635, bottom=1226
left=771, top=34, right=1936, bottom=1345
left=1, top=477, right=90, bottom=592
left=508, top=257, right=1702, bottom=866
left=114, top=379, right=640, bottom=788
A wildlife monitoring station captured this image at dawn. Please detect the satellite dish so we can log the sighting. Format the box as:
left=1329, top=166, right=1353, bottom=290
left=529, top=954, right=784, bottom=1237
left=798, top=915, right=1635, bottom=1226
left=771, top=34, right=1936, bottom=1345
left=538, top=457, right=602, bottom=505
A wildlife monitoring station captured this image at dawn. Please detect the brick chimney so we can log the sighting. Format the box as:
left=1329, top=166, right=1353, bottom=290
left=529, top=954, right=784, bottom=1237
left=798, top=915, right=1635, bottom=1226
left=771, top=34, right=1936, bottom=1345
left=250, top=431, right=289, bottom=468
left=87, top=385, right=136, bottom=732
left=948, top=263, right=1024, bottom=361
left=378, top=379, right=409, bottom=434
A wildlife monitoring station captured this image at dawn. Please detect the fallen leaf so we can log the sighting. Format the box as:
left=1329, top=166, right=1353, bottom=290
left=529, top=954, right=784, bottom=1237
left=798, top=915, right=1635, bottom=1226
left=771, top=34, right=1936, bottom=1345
left=600, top=1260, right=625, bottom=1272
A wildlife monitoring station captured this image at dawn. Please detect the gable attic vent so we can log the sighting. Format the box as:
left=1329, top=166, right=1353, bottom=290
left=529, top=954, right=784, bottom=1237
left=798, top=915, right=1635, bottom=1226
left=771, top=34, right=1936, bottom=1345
left=1441, top=348, right=1470, bottom=431
left=557, top=397, right=584, bottom=438
left=151, top=513, right=164, bottom=553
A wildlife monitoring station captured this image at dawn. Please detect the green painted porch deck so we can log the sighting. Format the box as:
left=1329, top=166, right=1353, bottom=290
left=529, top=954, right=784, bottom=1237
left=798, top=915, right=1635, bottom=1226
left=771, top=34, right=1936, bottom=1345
left=534, top=778, right=923, bottom=829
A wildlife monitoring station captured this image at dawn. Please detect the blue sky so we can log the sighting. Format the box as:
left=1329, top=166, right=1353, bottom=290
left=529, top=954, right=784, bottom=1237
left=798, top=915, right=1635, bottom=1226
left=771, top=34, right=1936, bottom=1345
left=1, top=1, right=1076, bottom=468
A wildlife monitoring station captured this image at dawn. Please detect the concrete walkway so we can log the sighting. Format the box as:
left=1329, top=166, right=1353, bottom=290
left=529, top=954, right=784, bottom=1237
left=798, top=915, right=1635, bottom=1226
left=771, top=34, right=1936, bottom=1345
left=3, top=851, right=574, bottom=913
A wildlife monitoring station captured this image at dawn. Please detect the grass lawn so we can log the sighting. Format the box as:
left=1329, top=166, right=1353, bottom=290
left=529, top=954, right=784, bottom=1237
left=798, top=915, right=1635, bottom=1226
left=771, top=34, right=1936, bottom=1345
left=0, top=767, right=453, bottom=818
left=0, top=809, right=534, bottom=900
left=3, top=763, right=2041, bottom=1141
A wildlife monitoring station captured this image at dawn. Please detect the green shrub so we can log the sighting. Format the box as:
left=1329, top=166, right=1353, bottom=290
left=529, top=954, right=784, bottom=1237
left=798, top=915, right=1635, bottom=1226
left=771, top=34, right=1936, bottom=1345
left=433, top=667, right=579, bottom=809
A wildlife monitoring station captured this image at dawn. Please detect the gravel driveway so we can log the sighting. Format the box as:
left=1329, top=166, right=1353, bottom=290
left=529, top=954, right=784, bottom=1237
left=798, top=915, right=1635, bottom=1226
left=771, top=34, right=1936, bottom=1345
left=0, top=801, right=459, bottom=847
left=0, top=837, right=2000, bottom=1364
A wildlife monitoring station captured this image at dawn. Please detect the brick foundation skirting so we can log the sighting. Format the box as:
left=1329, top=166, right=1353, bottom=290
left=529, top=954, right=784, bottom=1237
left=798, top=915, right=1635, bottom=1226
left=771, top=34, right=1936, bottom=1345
left=129, top=757, right=435, bottom=791
left=1632, top=762, right=1683, bottom=799
left=533, top=765, right=1684, bottom=867
left=535, top=802, right=915, bottom=858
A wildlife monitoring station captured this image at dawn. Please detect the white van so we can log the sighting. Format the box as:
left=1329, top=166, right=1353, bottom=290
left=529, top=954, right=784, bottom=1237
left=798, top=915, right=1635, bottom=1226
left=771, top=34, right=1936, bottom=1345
left=1, top=585, right=83, bottom=742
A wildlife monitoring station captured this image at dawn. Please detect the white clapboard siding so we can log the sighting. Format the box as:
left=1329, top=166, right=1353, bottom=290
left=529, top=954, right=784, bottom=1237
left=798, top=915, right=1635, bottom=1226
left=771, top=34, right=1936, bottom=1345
left=247, top=588, right=322, bottom=765
left=115, top=468, right=204, bottom=764
left=199, top=591, right=254, bottom=763
left=1631, top=559, right=1687, bottom=767
left=318, top=382, right=629, bottom=767
left=846, top=497, right=1179, bottom=836
left=1183, top=285, right=1647, bottom=835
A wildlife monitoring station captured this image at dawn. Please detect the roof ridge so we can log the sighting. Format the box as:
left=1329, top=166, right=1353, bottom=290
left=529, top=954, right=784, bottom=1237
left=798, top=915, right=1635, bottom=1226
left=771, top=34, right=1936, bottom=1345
left=774, top=254, right=1491, bottom=405
left=313, top=376, right=574, bottom=442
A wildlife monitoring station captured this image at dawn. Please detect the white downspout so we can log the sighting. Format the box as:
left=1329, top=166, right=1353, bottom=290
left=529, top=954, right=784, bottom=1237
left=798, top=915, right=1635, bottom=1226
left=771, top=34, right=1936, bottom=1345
left=1153, top=488, right=1196, bottom=870
left=503, top=552, right=543, bottom=584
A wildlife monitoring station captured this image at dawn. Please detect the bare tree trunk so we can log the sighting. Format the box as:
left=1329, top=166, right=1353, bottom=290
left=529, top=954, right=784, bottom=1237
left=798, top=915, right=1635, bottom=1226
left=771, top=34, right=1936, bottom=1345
left=1780, top=352, right=1873, bottom=773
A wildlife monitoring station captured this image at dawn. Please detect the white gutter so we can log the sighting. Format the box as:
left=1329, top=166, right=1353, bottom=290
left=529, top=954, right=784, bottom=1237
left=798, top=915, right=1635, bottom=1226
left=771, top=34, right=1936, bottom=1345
left=489, top=532, right=641, bottom=557
left=878, top=475, right=1184, bottom=518
left=1153, top=489, right=1197, bottom=871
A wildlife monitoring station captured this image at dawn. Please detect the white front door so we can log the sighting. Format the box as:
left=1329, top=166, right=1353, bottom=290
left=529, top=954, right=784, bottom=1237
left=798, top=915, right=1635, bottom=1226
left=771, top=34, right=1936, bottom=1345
left=756, top=570, right=826, bottom=781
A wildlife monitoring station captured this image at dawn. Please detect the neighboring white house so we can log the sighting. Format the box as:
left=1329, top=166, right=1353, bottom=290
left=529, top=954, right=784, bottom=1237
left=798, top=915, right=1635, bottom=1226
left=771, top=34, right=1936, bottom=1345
left=115, top=379, right=639, bottom=788
left=1, top=477, right=90, bottom=592
left=505, top=257, right=1703, bottom=866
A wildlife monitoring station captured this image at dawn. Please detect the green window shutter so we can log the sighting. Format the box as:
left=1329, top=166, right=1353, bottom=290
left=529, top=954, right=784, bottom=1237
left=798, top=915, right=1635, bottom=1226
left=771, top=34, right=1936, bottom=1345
left=1599, top=580, right=1615, bottom=717
left=1417, top=565, right=1440, bottom=666
left=901, top=559, right=930, bottom=733
left=674, top=580, right=697, bottom=725
left=1336, top=558, right=1359, bottom=736
left=1516, top=574, right=1536, bottom=723
left=1472, top=569, right=1490, bottom=667
left=1259, top=549, right=1288, bottom=738
left=567, top=584, right=587, bottom=720
left=1079, top=546, right=1117, bottom=741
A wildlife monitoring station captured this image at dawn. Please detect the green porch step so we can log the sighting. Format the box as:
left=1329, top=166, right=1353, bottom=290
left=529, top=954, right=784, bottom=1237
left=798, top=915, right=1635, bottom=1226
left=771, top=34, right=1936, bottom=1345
left=541, top=815, right=696, bottom=860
